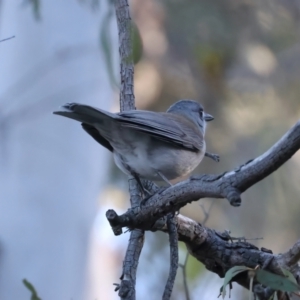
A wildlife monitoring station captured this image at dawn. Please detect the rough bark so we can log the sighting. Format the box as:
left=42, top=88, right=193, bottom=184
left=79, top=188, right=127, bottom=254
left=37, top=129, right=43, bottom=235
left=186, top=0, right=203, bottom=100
left=114, top=1, right=143, bottom=299
left=107, top=121, right=300, bottom=228
left=112, top=1, right=300, bottom=299
left=107, top=121, right=300, bottom=300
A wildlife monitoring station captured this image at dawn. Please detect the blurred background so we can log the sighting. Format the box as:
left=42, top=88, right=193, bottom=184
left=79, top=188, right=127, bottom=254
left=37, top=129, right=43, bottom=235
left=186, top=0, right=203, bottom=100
left=0, top=0, right=300, bottom=299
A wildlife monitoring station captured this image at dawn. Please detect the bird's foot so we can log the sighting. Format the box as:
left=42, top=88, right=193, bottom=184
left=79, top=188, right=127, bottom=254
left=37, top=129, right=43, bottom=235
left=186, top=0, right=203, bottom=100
left=205, top=152, right=220, bottom=162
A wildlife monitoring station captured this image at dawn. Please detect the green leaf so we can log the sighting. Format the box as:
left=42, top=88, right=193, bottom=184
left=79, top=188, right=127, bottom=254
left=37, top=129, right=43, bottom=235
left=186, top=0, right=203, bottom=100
left=23, top=279, right=42, bottom=300
left=221, top=266, right=250, bottom=298
left=131, top=22, right=143, bottom=65
left=280, top=267, right=298, bottom=284
left=100, top=6, right=119, bottom=88
left=256, top=269, right=300, bottom=292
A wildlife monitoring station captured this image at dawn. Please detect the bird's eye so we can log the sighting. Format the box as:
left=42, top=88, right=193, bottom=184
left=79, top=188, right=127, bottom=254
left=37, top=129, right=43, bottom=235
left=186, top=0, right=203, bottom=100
left=199, top=110, right=203, bottom=119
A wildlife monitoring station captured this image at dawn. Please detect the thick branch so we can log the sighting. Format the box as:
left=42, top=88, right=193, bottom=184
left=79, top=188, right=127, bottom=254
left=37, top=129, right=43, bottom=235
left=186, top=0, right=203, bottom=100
left=277, top=238, right=300, bottom=268
left=165, top=215, right=298, bottom=300
left=111, top=3, right=300, bottom=298
left=107, top=121, right=300, bottom=230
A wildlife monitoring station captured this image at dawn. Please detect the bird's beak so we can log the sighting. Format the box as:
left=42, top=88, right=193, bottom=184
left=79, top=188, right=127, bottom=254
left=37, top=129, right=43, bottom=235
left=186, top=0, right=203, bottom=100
left=204, top=113, right=214, bottom=122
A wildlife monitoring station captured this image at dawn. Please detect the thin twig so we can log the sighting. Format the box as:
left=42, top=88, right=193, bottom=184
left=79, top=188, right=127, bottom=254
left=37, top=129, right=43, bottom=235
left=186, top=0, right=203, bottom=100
left=181, top=199, right=216, bottom=300
left=229, top=236, right=263, bottom=242
left=0, top=35, right=15, bottom=43
left=163, top=214, right=179, bottom=300
left=181, top=252, right=191, bottom=300
left=199, top=199, right=216, bottom=226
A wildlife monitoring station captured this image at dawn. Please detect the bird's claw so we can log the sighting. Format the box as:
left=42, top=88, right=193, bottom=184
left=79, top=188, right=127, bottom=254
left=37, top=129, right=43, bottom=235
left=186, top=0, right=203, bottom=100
left=205, top=152, right=220, bottom=162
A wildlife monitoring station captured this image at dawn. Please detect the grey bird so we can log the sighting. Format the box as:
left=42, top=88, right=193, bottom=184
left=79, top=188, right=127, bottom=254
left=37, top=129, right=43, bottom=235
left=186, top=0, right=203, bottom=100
left=53, top=100, right=218, bottom=193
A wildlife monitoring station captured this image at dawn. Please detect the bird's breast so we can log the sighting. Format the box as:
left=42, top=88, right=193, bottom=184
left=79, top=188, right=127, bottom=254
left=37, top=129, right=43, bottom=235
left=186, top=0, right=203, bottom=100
left=154, top=144, right=206, bottom=180
left=112, top=135, right=206, bottom=182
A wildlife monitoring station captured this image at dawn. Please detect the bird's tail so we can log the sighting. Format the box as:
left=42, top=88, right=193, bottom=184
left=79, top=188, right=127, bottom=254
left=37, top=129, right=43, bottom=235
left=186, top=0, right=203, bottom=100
left=53, top=103, right=116, bottom=125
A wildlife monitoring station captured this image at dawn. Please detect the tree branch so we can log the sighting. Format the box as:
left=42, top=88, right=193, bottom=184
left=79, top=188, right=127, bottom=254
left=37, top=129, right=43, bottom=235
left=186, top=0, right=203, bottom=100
left=107, top=120, right=300, bottom=229
left=162, top=214, right=179, bottom=300
left=111, top=2, right=300, bottom=298
left=278, top=238, right=300, bottom=268
left=163, top=214, right=298, bottom=300
left=114, top=1, right=142, bottom=299
left=107, top=121, right=300, bottom=298
left=0, top=35, right=15, bottom=43
left=115, top=0, right=135, bottom=112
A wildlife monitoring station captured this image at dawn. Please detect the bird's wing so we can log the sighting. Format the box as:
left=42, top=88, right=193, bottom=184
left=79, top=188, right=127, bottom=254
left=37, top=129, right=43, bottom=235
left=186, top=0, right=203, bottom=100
left=117, top=110, right=203, bottom=151
left=81, top=123, right=113, bottom=152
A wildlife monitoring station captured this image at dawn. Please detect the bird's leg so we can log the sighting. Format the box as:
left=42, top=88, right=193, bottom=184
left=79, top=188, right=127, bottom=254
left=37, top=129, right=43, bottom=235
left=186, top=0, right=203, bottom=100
left=157, top=171, right=173, bottom=186
left=157, top=172, right=182, bottom=215
left=132, top=172, right=151, bottom=197
left=139, top=171, right=172, bottom=207
left=205, top=152, right=220, bottom=162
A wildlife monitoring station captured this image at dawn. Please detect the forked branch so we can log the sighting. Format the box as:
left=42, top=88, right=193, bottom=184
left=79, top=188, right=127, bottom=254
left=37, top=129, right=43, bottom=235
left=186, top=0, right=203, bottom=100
left=111, top=1, right=300, bottom=299
left=107, top=121, right=300, bottom=230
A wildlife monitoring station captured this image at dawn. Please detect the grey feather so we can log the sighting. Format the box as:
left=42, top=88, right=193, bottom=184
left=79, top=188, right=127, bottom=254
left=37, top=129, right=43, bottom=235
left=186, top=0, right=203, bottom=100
left=53, top=99, right=213, bottom=185
left=117, top=111, right=203, bottom=151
